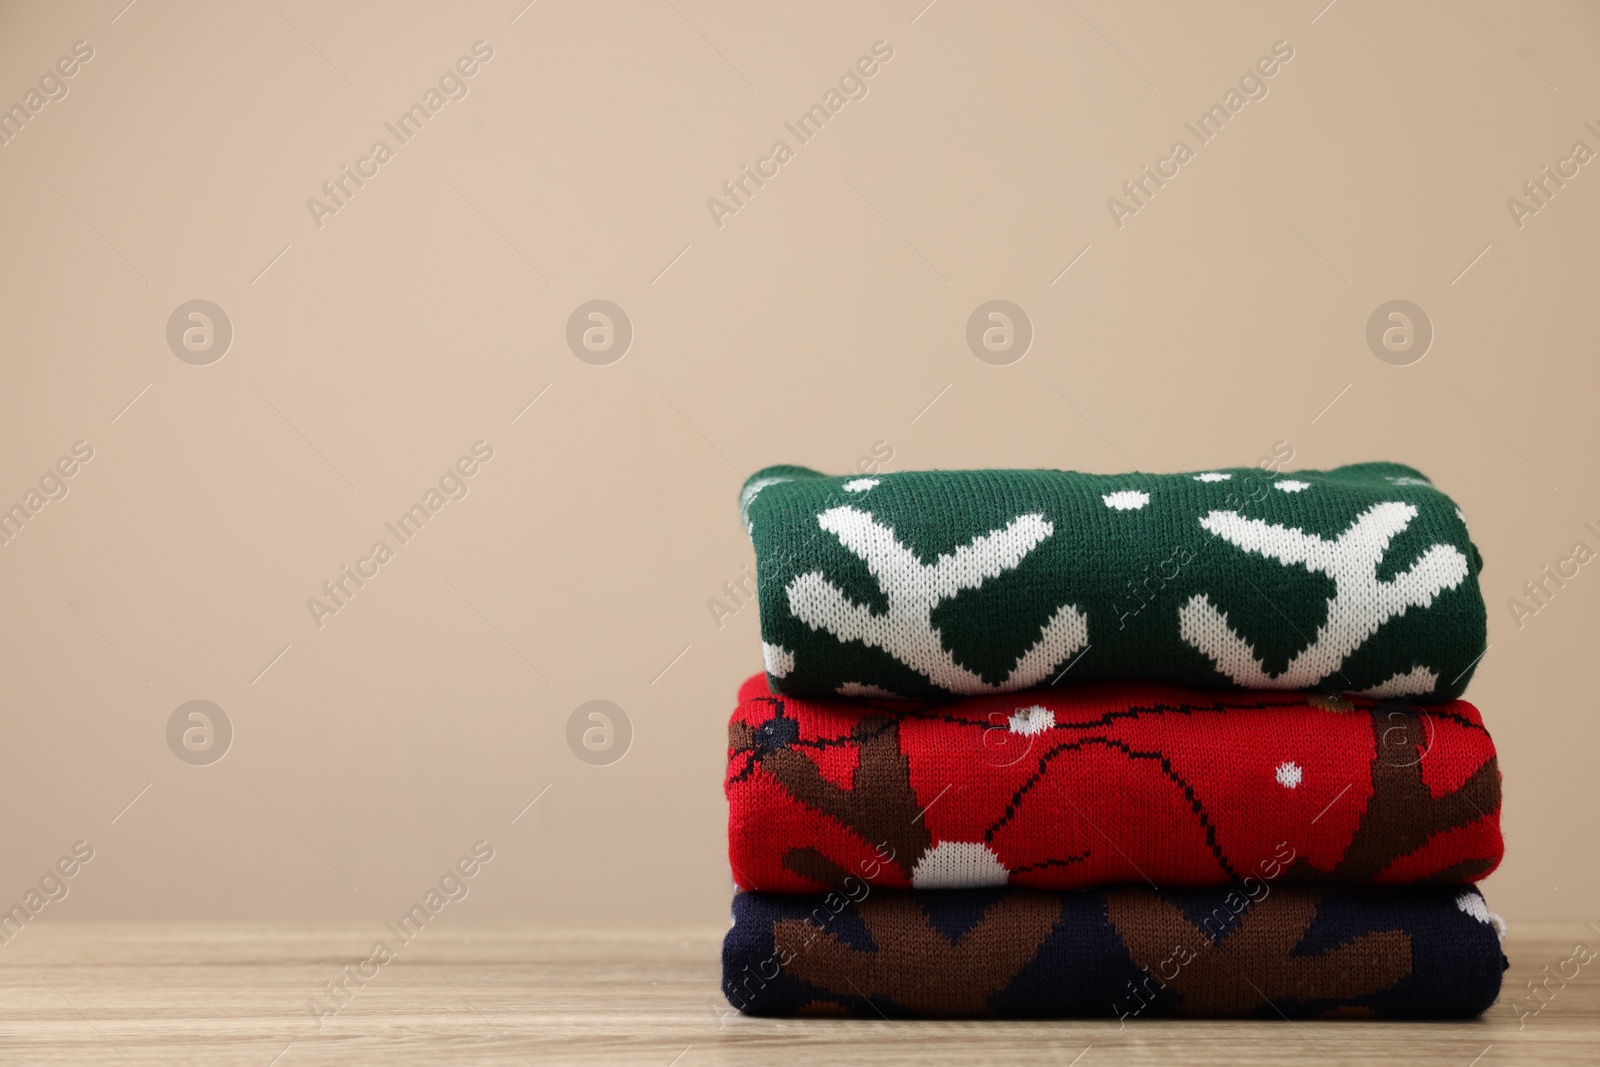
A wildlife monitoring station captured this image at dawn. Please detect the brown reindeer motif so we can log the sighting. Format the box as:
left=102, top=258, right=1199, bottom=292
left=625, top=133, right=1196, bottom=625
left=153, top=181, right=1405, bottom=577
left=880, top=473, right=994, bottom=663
left=773, top=891, right=1063, bottom=1015
left=734, top=706, right=934, bottom=885
left=1298, top=705, right=1500, bottom=882
left=1105, top=888, right=1413, bottom=1016
left=732, top=699, right=1499, bottom=889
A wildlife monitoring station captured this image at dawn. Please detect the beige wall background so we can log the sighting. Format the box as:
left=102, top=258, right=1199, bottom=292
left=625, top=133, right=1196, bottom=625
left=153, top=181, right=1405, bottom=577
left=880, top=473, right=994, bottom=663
left=0, top=0, right=1595, bottom=930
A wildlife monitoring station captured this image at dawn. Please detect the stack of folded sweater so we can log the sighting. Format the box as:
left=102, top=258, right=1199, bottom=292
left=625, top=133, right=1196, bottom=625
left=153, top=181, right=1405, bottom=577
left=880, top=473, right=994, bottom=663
left=723, top=462, right=1507, bottom=1019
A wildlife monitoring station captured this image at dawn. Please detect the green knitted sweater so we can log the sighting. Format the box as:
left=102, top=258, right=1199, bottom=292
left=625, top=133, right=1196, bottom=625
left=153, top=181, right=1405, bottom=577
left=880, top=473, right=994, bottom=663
left=740, top=463, right=1486, bottom=701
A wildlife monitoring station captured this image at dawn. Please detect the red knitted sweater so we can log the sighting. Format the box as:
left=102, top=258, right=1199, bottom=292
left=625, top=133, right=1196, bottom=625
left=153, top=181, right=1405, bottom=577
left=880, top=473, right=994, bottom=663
left=725, top=674, right=1501, bottom=894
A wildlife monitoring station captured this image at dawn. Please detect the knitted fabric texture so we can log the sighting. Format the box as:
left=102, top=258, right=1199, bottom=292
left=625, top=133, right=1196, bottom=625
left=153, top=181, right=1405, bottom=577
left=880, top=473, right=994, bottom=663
left=726, top=674, right=1502, bottom=893
left=741, top=463, right=1487, bottom=701
left=723, top=884, right=1507, bottom=1019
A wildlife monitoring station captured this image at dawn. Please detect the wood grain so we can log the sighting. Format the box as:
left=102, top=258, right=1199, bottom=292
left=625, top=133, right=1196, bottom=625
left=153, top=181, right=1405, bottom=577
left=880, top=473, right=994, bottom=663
left=0, top=922, right=1593, bottom=1065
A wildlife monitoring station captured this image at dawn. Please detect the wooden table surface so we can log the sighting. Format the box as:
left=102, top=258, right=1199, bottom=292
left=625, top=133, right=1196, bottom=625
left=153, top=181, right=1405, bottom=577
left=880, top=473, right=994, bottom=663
left=0, top=921, right=1593, bottom=1065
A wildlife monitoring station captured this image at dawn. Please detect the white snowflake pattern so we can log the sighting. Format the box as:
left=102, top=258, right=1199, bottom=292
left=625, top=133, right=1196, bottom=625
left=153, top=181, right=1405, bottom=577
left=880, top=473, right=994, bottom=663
left=1103, top=490, right=1149, bottom=510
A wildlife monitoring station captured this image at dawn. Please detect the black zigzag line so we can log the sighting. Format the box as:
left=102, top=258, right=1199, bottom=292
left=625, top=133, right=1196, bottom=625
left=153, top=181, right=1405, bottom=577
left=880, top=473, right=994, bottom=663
left=1009, top=849, right=1092, bottom=875
left=983, top=736, right=1242, bottom=881
left=746, top=695, right=1488, bottom=746
left=726, top=754, right=759, bottom=785
left=892, top=697, right=1320, bottom=735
